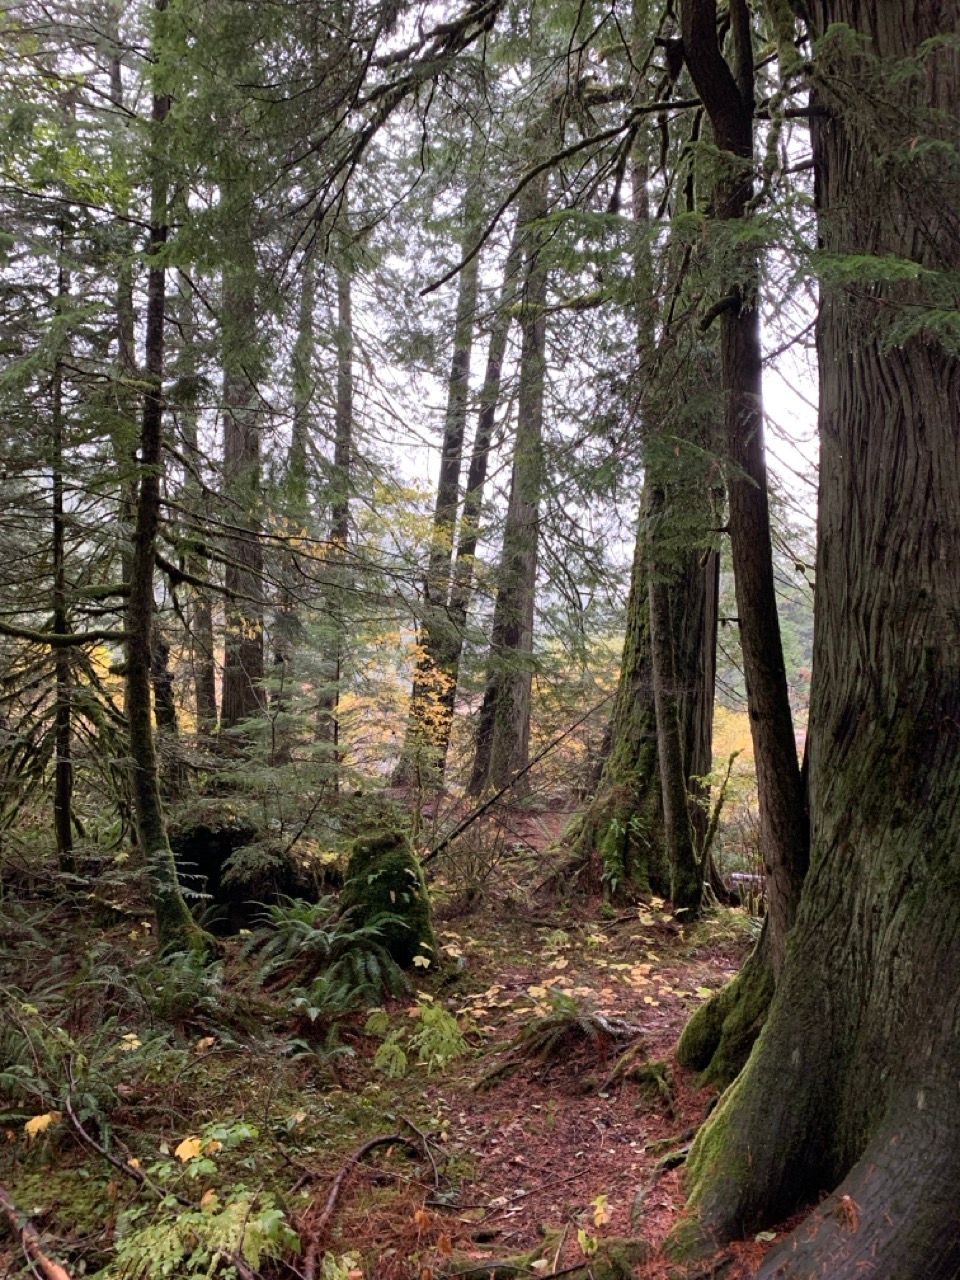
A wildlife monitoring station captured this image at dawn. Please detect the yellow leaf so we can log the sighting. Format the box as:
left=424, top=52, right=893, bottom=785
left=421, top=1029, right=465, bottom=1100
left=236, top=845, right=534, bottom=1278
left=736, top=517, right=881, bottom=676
left=200, top=1189, right=219, bottom=1211
left=549, top=956, right=569, bottom=970
left=24, top=1111, right=61, bottom=1141
left=119, top=1033, right=142, bottom=1052
left=204, top=1139, right=223, bottom=1155
left=591, top=1194, right=613, bottom=1227
left=127, top=1158, right=141, bottom=1170
left=413, top=954, right=431, bottom=968
left=174, top=1135, right=203, bottom=1162
left=195, top=1036, right=216, bottom=1053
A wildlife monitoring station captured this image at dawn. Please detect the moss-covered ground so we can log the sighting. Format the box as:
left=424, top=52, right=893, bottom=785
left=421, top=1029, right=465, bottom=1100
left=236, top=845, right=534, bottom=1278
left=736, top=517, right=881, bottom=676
left=0, top=804, right=773, bottom=1280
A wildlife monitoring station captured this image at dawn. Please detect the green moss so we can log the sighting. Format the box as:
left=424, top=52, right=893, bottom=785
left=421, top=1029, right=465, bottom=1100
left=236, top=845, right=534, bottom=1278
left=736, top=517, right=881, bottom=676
left=676, top=939, right=773, bottom=1089
left=666, top=1075, right=751, bottom=1261
left=340, top=828, right=435, bottom=967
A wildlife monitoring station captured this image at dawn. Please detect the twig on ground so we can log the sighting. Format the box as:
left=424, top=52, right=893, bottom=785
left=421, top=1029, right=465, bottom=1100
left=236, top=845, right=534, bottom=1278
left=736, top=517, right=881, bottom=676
left=0, top=1185, right=73, bottom=1280
left=301, top=1133, right=422, bottom=1280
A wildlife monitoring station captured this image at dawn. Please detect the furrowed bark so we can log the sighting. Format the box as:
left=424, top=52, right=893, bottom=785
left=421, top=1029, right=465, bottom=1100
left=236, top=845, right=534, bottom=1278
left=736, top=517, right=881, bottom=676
left=672, top=7, right=960, bottom=1271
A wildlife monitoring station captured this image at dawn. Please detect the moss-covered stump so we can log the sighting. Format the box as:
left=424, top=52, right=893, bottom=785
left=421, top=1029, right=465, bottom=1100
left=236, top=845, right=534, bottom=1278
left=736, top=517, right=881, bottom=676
left=447, top=1237, right=651, bottom=1278
left=169, top=814, right=319, bottom=934
left=676, top=931, right=773, bottom=1090
left=340, top=828, right=435, bottom=968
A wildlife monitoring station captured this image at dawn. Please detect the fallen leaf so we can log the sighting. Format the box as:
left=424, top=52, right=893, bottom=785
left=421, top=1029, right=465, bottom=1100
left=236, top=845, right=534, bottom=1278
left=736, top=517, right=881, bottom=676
left=174, top=1135, right=203, bottom=1163
left=195, top=1036, right=216, bottom=1053
left=24, top=1112, right=61, bottom=1141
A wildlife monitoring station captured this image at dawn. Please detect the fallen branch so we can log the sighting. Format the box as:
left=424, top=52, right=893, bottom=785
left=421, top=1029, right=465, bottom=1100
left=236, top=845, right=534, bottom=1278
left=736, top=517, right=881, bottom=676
left=301, top=1133, right=422, bottom=1280
left=0, top=1184, right=73, bottom=1280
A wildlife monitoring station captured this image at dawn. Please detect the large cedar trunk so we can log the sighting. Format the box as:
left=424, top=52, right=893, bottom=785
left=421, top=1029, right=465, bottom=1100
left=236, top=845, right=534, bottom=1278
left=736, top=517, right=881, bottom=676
left=672, top=7, right=960, bottom=1275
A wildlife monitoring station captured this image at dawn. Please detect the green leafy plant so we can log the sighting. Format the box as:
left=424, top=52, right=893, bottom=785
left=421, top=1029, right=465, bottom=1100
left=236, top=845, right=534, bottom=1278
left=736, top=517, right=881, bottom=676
left=242, top=896, right=410, bottom=1014
left=106, top=1190, right=299, bottom=1279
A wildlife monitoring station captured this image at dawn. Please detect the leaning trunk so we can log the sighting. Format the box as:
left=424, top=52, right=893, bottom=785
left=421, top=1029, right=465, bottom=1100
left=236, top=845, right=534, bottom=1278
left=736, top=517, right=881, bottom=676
left=681, top=0, right=808, bottom=972
left=672, top=9, right=960, bottom=1275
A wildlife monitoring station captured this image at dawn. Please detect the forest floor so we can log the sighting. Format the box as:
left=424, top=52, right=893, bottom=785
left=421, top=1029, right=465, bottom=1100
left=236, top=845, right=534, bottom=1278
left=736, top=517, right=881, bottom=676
left=0, top=804, right=776, bottom=1280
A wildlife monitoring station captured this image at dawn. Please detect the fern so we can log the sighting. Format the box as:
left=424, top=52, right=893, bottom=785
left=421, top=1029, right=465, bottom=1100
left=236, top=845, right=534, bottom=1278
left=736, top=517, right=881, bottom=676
left=242, top=896, right=410, bottom=1013
left=106, top=1192, right=299, bottom=1279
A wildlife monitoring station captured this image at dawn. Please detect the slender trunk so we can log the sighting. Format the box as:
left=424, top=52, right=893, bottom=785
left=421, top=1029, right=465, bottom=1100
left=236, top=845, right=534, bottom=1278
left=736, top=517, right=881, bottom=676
left=467, top=174, right=549, bottom=796
left=52, top=223, right=73, bottom=874
left=270, top=251, right=316, bottom=764
left=673, top=9, right=960, bottom=1274
left=150, top=620, right=182, bottom=798
left=127, top=14, right=209, bottom=955
left=681, top=0, right=807, bottom=972
left=393, top=207, right=481, bottom=786
left=173, top=273, right=218, bottom=733
left=316, top=226, right=353, bottom=769
left=220, top=209, right=264, bottom=730
left=430, top=216, right=526, bottom=775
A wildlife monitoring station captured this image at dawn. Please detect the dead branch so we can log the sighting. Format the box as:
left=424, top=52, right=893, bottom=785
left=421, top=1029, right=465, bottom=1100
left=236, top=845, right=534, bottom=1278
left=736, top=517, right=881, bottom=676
left=0, top=1184, right=74, bottom=1280
left=301, top=1133, right=422, bottom=1280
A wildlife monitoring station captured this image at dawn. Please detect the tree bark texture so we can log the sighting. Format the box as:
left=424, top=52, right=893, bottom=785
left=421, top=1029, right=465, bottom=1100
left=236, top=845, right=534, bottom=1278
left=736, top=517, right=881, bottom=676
left=681, top=0, right=808, bottom=974
left=673, top=7, right=960, bottom=1275
left=467, top=172, right=549, bottom=796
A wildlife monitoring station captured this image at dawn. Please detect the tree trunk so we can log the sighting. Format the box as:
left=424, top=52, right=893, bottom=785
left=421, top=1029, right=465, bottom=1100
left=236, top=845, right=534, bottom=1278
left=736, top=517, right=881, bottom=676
left=393, top=205, right=481, bottom=787
left=427, top=214, right=526, bottom=777
left=315, top=225, right=354, bottom=770
left=681, top=0, right=808, bottom=972
left=671, top=8, right=960, bottom=1274
left=220, top=211, right=265, bottom=730
left=467, top=174, right=549, bottom=796
left=51, top=222, right=74, bottom=874
left=173, top=273, right=218, bottom=734
left=127, top=23, right=211, bottom=956
left=648, top=498, right=704, bottom=914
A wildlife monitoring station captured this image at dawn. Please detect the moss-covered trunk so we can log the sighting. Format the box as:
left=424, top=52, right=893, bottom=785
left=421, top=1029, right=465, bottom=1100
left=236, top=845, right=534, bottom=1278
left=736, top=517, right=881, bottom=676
left=672, top=7, right=960, bottom=1273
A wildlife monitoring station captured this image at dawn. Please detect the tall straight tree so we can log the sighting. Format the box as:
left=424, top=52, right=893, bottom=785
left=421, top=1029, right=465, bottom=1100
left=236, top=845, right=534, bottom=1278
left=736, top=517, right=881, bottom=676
left=467, top=166, right=549, bottom=796
left=671, top=6, right=960, bottom=1276
left=393, top=193, right=482, bottom=787
left=680, top=0, right=808, bottom=969
left=125, top=0, right=212, bottom=955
